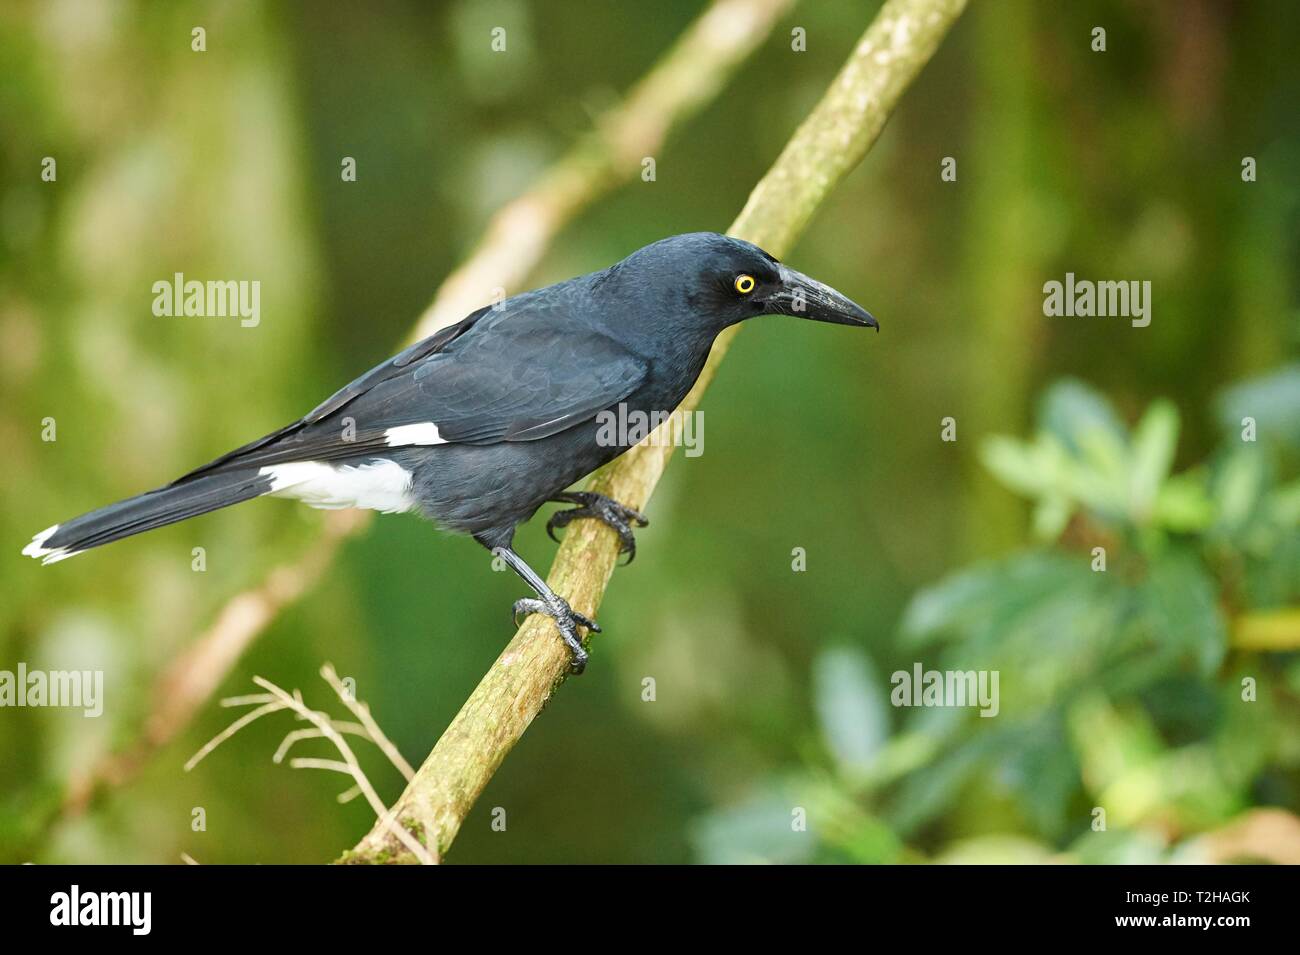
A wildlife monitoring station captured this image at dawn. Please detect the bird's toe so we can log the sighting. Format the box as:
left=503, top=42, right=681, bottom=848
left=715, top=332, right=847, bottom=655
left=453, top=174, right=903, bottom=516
left=616, top=503, right=649, bottom=528
left=512, top=597, right=546, bottom=627
left=545, top=509, right=575, bottom=543
left=511, top=594, right=599, bottom=671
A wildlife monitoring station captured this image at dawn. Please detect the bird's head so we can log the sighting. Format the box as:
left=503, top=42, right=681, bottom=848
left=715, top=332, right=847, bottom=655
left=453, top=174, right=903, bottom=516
left=617, top=232, right=878, bottom=336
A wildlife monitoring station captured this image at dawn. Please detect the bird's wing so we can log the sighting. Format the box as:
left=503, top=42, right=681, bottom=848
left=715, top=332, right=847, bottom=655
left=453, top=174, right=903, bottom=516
left=174, top=306, right=493, bottom=481
left=176, top=307, right=647, bottom=480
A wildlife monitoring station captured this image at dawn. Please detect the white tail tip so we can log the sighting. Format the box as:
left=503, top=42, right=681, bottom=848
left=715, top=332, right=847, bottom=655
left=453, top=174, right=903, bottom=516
left=21, top=524, right=77, bottom=564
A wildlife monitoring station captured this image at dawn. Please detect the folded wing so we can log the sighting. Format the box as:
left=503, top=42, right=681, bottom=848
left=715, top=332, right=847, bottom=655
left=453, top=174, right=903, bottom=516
left=174, top=302, right=647, bottom=483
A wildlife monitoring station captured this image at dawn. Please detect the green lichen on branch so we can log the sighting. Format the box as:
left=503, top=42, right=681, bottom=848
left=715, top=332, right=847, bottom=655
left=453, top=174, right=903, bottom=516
left=343, top=0, right=969, bottom=865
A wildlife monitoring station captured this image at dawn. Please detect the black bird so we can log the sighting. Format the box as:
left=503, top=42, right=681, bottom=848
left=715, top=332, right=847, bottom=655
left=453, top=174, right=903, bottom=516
left=23, top=233, right=876, bottom=671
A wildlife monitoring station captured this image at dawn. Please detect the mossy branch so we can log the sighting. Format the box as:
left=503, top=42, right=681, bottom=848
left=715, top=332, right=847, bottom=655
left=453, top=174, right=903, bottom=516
left=344, top=0, right=969, bottom=865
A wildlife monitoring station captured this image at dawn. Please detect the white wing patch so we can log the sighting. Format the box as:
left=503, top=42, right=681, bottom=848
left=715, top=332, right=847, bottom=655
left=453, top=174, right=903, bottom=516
left=384, top=422, right=446, bottom=447
left=260, top=460, right=415, bottom=514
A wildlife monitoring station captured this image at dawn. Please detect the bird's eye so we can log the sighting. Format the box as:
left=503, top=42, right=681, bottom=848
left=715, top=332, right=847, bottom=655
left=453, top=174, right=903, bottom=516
left=734, top=274, right=756, bottom=294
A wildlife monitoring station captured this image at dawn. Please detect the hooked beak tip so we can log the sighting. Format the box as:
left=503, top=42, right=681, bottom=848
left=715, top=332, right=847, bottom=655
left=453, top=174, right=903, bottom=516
left=776, top=264, right=879, bottom=332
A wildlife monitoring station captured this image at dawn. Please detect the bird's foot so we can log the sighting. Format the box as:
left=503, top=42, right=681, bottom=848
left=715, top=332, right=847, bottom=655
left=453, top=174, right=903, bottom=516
left=547, top=492, right=649, bottom=564
left=512, top=594, right=601, bottom=674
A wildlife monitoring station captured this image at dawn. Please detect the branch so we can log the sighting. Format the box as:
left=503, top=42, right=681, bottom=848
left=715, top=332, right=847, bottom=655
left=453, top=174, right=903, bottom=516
left=53, top=0, right=793, bottom=829
left=412, top=0, right=800, bottom=339
left=343, top=0, right=969, bottom=865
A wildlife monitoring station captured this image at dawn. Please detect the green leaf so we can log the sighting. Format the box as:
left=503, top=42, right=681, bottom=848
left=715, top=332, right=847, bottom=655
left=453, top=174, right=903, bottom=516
left=1067, top=693, right=1164, bottom=794
left=1153, top=470, right=1214, bottom=532
left=1211, top=447, right=1266, bottom=532
left=1215, top=364, right=1300, bottom=450
left=1268, top=479, right=1300, bottom=527
left=901, top=552, right=1083, bottom=646
left=689, top=790, right=816, bottom=865
left=1129, top=399, right=1179, bottom=521
left=1032, top=493, right=1074, bottom=540
left=900, top=564, right=1007, bottom=642
left=1038, top=378, right=1126, bottom=455
left=980, top=434, right=1063, bottom=498
left=1074, top=424, right=1131, bottom=519
left=884, top=733, right=996, bottom=835
left=1144, top=552, right=1228, bottom=674
left=1066, top=828, right=1170, bottom=865
left=1001, top=716, right=1080, bottom=837
left=935, top=834, right=1055, bottom=864
left=812, top=647, right=888, bottom=776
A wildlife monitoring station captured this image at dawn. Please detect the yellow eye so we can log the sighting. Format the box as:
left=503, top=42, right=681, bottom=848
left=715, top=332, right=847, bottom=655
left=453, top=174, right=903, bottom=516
left=734, top=274, right=756, bottom=294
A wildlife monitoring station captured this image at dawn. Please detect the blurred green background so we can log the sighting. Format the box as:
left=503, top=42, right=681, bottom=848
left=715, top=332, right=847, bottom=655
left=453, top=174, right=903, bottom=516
left=2, top=0, right=1298, bottom=864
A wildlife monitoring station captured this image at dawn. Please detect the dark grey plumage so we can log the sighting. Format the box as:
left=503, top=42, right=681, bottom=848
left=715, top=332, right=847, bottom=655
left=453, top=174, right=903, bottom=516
left=24, top=233, right=876, bottom=670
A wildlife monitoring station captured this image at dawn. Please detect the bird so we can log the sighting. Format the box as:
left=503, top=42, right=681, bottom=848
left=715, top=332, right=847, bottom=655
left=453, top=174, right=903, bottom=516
left=23, top=232, right=877, bottom=672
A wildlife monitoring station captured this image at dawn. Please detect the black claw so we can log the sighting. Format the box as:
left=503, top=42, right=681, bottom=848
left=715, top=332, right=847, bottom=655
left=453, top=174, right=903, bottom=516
left=546, top=492, right=648, bottom=565
left=569, top=648, right=588, bottom=675
left=545, top=508, right=574, bottom=544
left=510, top=594, right=598, bottom=673
left=511, top=597, right=540, bottom=628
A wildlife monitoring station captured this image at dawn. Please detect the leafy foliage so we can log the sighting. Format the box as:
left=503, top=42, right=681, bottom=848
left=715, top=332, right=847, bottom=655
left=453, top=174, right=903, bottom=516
left=695, top=376, right=1300, bottom=863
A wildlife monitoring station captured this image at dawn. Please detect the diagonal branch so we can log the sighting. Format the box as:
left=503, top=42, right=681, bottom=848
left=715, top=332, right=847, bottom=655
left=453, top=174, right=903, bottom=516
left=343, top=0, right=970, bottom=865
left=53, top=0, right=794, bottom=831
left=413, top=0, right=801, bottom=340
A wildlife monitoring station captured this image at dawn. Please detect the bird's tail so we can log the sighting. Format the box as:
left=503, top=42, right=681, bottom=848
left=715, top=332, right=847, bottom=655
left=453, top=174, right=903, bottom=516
left=21, top=468, right=271, bottom=565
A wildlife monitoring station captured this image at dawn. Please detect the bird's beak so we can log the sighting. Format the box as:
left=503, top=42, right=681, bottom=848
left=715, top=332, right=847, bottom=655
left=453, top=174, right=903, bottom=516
left=771, top=264, right=878, bottom=330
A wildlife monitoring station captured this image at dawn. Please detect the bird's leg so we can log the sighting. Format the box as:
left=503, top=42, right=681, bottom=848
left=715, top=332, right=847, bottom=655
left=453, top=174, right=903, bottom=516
left=492, top=544, right=600, bottom=674
left=546, top=491, right=649, bottom=564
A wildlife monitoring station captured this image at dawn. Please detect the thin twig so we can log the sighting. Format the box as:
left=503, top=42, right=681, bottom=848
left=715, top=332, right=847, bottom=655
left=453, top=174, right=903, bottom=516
left=182, top=702, right=282, bottom=773
left=322, top=663, right=415, bottom=781
left=287, top=758, right=354, bottom=775
left=186, top=672, right=436, bottom=865
left=247, top=677, right=401, bottom=839
left=273, top=726, right=375, bottom=764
